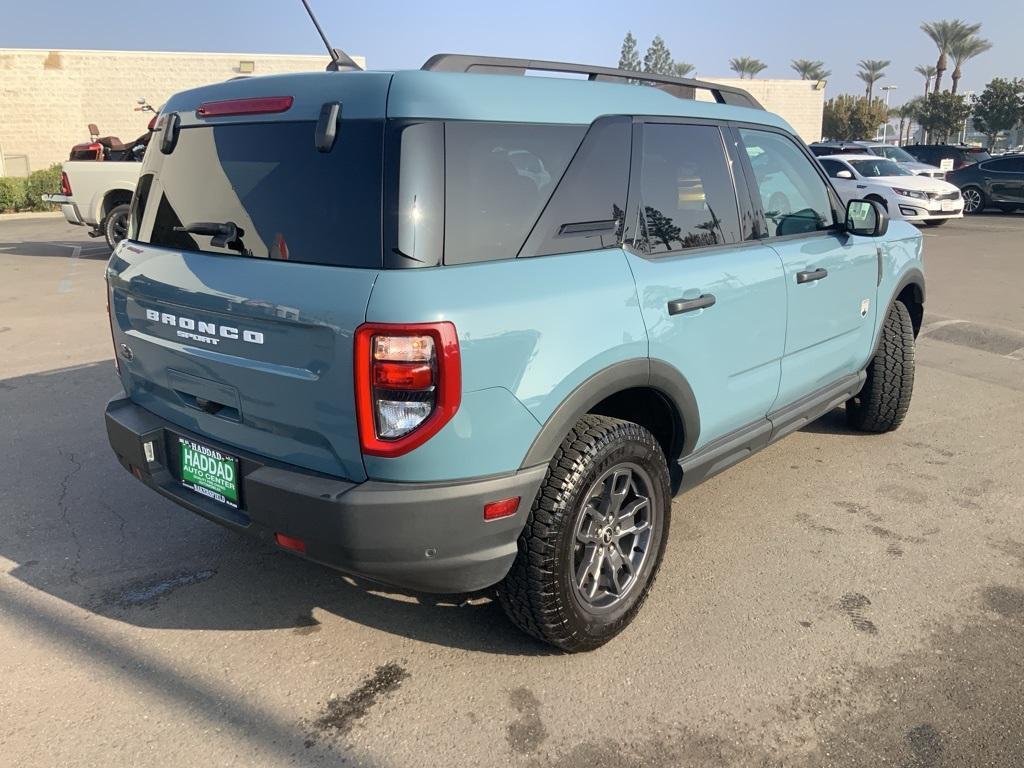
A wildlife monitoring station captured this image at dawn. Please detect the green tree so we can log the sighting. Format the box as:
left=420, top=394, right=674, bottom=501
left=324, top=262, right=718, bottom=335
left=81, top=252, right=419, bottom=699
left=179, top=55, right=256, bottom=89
left=672, top=61, right=695, bottom=78
left=856, top=59, right=891, bottom=101
left=643, top=36, right=674, bottom=76
left=729, top=56, right=767, bottom=79
left=791, top=59, right=830, bottom=81
left=822, top=95, right=889, bottom=141
left=920, top=19, right=980, bottom=93
left=898, top=98, right=926, bottom=144
left=971, top=78, right=1024, bottom=150
left=618, top=31, right=641, bottom=72
left=915, top=91, right=972, bottom=142
left=949, top=35, right=992, bottom=94
left=914, top=64, right=937, bottom=97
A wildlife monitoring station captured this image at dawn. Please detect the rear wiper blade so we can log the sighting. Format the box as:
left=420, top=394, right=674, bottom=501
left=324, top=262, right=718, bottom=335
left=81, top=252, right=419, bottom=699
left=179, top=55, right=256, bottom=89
left=174, top=221, right=245, bottom=250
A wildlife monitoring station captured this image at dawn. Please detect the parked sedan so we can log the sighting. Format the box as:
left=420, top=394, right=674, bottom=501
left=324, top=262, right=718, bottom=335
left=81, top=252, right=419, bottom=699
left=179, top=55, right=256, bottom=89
left=818, top=154, right=963, bottom=225
left=944, top=154, right=1024, bottom=214
left=810, top=141, right=945, bottom=178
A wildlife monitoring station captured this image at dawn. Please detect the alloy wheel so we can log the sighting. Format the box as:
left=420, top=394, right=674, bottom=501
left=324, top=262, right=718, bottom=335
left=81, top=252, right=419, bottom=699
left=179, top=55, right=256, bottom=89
left=962, top=188, right=982, bottom=214
left=571, top=462, right=655, bottom=610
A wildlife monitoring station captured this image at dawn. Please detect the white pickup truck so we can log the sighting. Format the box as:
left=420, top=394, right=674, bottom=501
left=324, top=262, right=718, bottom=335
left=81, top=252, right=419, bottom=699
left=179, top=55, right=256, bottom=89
left=43, top=160, right=141, bottom=249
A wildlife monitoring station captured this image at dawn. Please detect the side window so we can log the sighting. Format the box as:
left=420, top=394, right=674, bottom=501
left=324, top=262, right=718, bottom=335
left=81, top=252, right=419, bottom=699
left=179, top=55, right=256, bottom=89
left=443, top=122, right=585, bottom=265
left=738, top=128, right=835, bottom=238
left=987, top=158, right=1024, bottom=172
left=635, top=123, right=741, bottom=255
left=519, top=116, right=631, bottom=258
left=819, top=159, right=847, bottom=178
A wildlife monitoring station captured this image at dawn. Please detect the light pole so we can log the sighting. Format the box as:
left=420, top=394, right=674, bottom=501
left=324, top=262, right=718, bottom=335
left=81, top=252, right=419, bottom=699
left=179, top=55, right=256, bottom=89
left=881, top=85, right=898, bottom=143
left=960, top=91, right=974, bottom=144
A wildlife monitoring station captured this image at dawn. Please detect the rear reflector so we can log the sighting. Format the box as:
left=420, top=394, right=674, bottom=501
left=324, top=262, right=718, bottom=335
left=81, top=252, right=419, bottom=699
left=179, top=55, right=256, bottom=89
left=484, top=497, right=521, bottom=521
left=196, top=96, right=294, bottom=118
left=274, top=533, right=307, bottom=553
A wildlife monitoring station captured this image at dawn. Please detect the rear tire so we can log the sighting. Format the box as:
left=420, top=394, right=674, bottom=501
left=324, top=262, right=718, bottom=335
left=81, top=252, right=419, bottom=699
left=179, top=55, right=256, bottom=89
left=498, top=415, right=671, bottom=652
left=846, top=300, right=915, bottom=433
left=961, top=186, right=985, bottom=215
left=103, top=203, right=130, bottom=249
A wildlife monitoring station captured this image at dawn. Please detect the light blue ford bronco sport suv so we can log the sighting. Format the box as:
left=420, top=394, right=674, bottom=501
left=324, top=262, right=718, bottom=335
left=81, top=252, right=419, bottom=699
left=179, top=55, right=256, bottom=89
left=104, top=55, right=924, bottom=651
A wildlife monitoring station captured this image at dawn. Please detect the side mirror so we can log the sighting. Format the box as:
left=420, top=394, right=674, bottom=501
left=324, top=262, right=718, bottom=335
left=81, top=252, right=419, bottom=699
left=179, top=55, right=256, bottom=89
left=836, top=169, right=854, bottom=179
left=845, top=199, right=888, bottom=237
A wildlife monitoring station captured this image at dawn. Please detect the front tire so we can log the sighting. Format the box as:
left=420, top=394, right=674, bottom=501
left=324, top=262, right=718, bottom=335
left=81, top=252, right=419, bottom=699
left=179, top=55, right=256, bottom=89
left=923, top=219, right=948, bottom=226
left=103, top=203, right=130, bottom=249
left=961, top=186, right=985, bottom=215
left=498, top=415, right=671, bottom=652
left=846, top=300, right=915, bottom=433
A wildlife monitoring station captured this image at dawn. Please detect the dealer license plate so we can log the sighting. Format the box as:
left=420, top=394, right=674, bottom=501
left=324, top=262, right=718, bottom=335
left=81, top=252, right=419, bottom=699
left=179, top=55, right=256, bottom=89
left=178, top=437, right=239, bottom=508
left=941, top=200, right=957, bottom=212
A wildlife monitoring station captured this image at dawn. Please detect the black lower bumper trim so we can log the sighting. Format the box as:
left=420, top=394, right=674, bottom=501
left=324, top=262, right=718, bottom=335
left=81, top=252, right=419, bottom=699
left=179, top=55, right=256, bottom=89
left=105, top=396, right=547, bottom=593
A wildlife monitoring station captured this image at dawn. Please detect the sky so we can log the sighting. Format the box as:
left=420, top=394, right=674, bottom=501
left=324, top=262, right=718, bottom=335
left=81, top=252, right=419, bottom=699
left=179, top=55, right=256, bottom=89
left=3, top=0, right=1022, bottom=107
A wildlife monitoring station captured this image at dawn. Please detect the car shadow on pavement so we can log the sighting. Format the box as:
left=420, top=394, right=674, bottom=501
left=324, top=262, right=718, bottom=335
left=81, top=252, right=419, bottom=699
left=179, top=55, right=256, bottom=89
left=0, top=239, right=111, bottom=258
left=0, top=361, right=554, bottom=656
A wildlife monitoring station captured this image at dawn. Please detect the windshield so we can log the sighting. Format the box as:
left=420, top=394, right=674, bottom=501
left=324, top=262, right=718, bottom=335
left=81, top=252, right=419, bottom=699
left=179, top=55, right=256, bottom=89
left=849, top=159, right=911, bottom=178
left=874, top=146, right=917, bottom=163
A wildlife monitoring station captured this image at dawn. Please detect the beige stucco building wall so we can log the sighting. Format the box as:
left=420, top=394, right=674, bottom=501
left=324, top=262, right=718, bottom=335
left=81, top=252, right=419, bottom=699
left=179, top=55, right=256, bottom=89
left=696, top=78, right=826, bottom=143
left=0, top=48, right=365, bottom=174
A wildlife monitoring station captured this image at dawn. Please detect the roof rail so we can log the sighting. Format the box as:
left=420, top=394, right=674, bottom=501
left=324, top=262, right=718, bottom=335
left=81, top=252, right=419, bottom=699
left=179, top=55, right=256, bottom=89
left=422, top=54, right=764, bottom=110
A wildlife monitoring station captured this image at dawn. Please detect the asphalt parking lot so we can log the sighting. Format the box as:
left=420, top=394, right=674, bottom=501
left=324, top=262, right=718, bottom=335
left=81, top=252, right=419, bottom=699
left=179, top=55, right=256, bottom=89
left=1, top=213, right=1022, bottom=767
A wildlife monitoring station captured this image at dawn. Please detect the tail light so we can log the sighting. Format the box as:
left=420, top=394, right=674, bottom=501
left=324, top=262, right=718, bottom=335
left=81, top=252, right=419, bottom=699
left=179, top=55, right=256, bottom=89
left=354, top=322, right=460, bottom=457
left=60, top=171, right=72, bottom=196
left=196, top=96, right=293, bottom=118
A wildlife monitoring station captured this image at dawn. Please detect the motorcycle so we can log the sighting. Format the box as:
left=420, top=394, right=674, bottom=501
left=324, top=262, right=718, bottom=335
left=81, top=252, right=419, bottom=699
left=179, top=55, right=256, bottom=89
left=68, top=98, right=158, bottom=162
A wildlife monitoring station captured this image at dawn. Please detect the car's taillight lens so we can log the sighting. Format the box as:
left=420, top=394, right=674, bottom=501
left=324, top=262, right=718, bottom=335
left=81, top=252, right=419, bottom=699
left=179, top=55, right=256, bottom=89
left=354, top=322, right=460, bottom=457
left=60, top=171, right=72, bottom=196
left=196, top=96, right=293, bottom=117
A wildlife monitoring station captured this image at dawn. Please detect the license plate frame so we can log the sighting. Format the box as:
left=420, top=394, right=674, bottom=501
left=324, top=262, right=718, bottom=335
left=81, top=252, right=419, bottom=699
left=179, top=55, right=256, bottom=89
left=178, top=436, right=240, bottom=509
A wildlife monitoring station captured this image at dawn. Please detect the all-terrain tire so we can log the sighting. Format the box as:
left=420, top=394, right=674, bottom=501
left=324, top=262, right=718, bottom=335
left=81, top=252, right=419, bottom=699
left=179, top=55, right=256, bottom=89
left=497, top=415, right=671, bottom=652
left=103, top=203, right=130, bottom=249
left=846, top=300, right=915, bottom=432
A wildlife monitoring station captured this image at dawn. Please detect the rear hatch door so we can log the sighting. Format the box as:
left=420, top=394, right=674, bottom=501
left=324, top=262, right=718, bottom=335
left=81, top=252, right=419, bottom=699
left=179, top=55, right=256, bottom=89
left=108, top=73, right=393, bottom=481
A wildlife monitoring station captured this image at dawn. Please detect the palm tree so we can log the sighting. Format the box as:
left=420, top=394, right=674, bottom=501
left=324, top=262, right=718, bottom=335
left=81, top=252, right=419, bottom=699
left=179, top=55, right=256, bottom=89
left=914, top=64, right=937, bottom=96
left=729, top=56, right=767, bottom=79
left=921, top=19, right=981, bottom=93
left=856, top=59, right=890, bottom=101
left=791, top=59, right=830, bottom=81
left=949, top=35, right=992, bottom=94
left=672, top=61, right=695, bottom=78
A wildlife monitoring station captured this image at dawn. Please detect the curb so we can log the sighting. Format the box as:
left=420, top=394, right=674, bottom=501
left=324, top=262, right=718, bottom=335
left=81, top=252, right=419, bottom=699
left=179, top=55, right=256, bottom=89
left=0, top=211, right=64, bottom=221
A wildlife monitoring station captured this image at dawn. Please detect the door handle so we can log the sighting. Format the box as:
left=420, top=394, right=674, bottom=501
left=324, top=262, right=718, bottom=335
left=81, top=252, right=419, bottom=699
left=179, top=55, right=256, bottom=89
left=796, top=268, right=828, bottom=284
left=667, top=294, right=716, bottom=315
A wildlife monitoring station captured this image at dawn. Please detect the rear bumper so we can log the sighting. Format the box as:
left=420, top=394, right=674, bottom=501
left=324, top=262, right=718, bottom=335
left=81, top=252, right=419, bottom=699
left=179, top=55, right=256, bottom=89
left=105, top=396, right=546, bottom=593
left=41, top=194, right=85, bottom=227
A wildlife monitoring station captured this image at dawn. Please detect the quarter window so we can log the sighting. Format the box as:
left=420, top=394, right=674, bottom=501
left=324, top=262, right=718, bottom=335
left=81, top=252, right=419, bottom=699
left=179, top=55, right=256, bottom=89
left=635, top=123, right=741, bottom=255
left=443, top=122, right=585, bottom=265
left=739, top=128, right=835, bottom=237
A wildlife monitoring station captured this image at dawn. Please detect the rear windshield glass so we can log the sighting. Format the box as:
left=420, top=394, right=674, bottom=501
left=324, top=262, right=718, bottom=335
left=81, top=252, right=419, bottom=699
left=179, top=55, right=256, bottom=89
left=131, top=120, right=383, bottom=268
